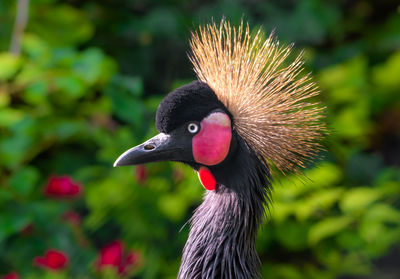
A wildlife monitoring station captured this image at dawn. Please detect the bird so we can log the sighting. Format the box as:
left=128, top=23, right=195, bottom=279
left=114, top=20, right=325, bottom=279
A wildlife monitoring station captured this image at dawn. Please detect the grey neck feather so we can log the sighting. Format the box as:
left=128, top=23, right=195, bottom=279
left=178, top=138, right=271, bottom=279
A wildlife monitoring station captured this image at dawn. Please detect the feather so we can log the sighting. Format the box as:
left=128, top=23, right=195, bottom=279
left=189, top=20, right=325, bottom=174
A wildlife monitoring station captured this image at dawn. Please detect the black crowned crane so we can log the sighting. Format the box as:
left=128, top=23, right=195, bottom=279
left=114, top=21, right=325, bottom=279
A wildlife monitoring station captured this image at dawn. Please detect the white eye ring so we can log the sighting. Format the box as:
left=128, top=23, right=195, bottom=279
left=188, top=123, right=199, bottom=134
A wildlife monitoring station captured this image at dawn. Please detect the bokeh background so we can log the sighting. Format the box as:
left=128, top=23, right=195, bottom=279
left=1, top=0, right=400, bottom=278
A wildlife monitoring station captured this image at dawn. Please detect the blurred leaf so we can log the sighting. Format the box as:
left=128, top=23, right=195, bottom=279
left=0, top=117, right=36, bottom=168
left=274, top=162, right=342, bottom=200
left=0, top=53, right=21, bottom=80
left=340, top=187, right=381, bottom=213
left=21, top=34, right=51, bottom=61
left=378, top=181, right=400, bottom=196
left=0, top=189, right=13, bottom=203
left=363, top=203, right=400, bottom=224
left=22, top=80, right=48, bottom=104
left=371, top=13, right=400, bottom=54
left=295, top=187, right=344, bottom=221
left=0, top=90, right=10, bottom=107
left=105, top=75, right=144, bottom=127
left=372, top=50, right=400, bottom=88
left=158, top=194, right=187, bottom=221
left=9, top=166, right=39, bottom=197
left=271, top=201, right=293, bottom=223
left=29, top=4, right=94, bottom=46
left=360, top=217, right=400, bottom=257
left=309, top=216, right=353, bottom=245
left=331, top=103, right=371, bottom=140
left=113, top=75, right=144, bottom=97
left=275, top=220, right=309, bottom=250
left=42, top=271, right=69, bottom=279
left=15, top=60, right=45, bottom=85
left=0, top=213, right=31, bottom=243
left=336, top=230, right=364, bottom=251
left=0, top=108, right=24, bottom=128
left=263, top=263, right=303, bottom=279
left=374, top=168, right=400, bottom=184
left=319, top=56, right=367, bottom=94
left=53, top=75, right=86, bottom=99
left=72, top=48, right=106, bottom=85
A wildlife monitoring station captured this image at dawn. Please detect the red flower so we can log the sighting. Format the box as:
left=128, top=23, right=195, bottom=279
left=2, top=272, right=19, bottom=279
left=97, top=240, right=141, bottom=276
left=44, top=176, right=82, bottom=198
left=135, top=165, right=148, bottom=184
left=97, top=241, right=123, bottom=267
left=62, top=210, right=81, bottom=226
left=33, top=249, right=68, bottom=271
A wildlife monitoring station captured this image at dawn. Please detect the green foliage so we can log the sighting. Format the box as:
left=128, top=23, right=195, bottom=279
left=1, top=0, right=400, bottom=278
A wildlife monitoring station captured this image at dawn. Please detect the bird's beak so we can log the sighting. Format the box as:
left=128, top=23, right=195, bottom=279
left=113, top=132, right=192, bottom=167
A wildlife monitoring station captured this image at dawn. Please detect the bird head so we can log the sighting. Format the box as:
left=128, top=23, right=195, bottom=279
left=114, top=21, right=325, bottom=191
left=114, top=81, right=237, bottom=190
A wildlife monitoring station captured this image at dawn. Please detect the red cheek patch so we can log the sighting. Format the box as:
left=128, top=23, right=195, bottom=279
left=198, top=166, right=216, bottom=191
left=192, top=112, right=232, bottom=166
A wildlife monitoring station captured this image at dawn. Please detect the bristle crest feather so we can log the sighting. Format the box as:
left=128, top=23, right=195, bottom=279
left=189, top=20, right=325, bottom=174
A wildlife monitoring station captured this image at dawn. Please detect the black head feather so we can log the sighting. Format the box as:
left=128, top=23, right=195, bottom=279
left=156, top=81, right=230, bottom=133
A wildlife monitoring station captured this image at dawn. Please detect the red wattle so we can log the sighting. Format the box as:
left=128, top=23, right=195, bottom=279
left=197, top=167, right=216, bottom=191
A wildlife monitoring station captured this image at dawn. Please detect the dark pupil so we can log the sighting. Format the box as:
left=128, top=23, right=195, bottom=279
left=190, top=124, right=196, bottom=132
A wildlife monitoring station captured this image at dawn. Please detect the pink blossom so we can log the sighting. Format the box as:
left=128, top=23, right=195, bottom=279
left=33, top=249, right=68, bottom=271
left=96, top=240, right=141, bottom=276
left=44, top=176, right=82, bottom=198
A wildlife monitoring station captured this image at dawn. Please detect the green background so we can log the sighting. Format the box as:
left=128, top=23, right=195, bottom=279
left=0, top=0, right=400, bottom=278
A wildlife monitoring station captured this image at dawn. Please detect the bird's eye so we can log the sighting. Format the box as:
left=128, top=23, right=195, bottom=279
left=187, top=123, right=199, bottom=134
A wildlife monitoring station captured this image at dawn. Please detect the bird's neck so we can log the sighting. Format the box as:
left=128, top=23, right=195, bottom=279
left=179, top=138, right=271, bottom=279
